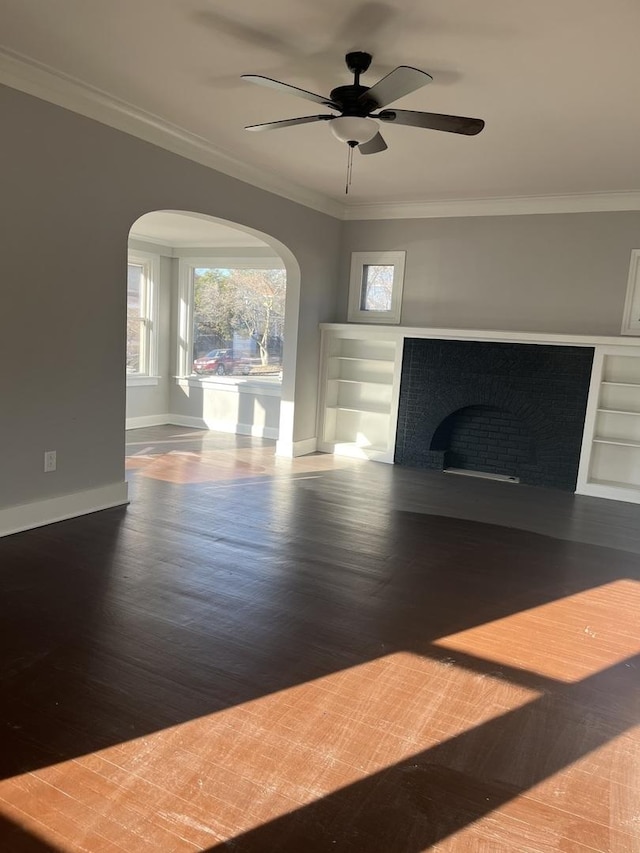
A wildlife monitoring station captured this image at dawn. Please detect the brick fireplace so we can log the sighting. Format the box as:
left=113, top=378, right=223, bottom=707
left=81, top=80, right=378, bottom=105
left=394, top=340, right=594, bottom=491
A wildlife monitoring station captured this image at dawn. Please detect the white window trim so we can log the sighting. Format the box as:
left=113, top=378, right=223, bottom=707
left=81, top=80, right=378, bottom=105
left=347, top=251, right=406, bottom=324
left=621, top=249, right=640, bottom=336
left=177, top=256, right=286, bottom=379
left=126, top=375, right=160, bottom=387
left=127, top=249, right=159, bottom=377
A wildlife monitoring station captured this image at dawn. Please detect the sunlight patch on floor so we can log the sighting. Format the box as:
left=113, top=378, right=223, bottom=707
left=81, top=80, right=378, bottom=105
left=433, top=579, right=640, bottom=682
left=0, top=651, right=540, bottom=851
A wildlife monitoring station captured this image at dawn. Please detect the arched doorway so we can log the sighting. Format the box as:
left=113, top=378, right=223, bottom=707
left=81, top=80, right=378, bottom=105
left=125, top=210, right=301, bottom=453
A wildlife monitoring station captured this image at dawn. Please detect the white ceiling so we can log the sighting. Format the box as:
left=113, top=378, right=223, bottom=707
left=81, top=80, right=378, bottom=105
left=2, top=0, right=640, bottom=212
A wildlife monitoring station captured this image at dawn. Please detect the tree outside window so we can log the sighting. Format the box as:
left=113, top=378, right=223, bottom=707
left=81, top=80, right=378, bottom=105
left=192, top=267, right=286, bottom=376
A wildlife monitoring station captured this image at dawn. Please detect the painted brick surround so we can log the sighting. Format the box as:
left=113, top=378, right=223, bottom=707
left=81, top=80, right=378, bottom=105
left=395, top=340, right=594, bottom=491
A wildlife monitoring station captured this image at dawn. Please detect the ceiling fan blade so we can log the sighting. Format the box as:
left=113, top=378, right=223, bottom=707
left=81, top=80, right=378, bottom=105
left=245, top=115, right=334, bottom=132
left=358, top=132, right=388, bottom=154
left=242, top=75, right=339, bottom=109
left=360, top=66, right=433, bottom=110
left=377, top=109, right=485, bottom=136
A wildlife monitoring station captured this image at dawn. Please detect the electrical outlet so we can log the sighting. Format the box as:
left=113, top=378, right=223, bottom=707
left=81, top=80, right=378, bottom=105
left=44, top=450, right=57, bottom=472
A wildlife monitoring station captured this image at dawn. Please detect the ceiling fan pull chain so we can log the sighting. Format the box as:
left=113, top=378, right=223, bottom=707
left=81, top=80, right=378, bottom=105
left=345, top=142, right=357, bottom=195
left=345, top=146, right=350, bottom=195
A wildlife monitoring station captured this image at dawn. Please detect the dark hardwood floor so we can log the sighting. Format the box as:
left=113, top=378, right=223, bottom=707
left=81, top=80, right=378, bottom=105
left=1, top=425, right=639, bottom=852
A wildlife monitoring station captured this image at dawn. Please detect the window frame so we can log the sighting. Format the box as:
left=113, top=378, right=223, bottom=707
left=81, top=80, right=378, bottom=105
left=621, top=249, right=640, bottom=336
left=177, top=256, right=286, bottom=379
left=126, top=249, right=159, bottom=379
left=347, top=251, right=406, bottom=325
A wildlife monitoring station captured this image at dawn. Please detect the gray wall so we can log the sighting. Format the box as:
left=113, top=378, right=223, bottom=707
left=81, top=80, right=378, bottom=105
left=0, top=83, right=341, bottom=511
left=3, top=79, right=638, bottom=519
left=340, top=213, right=640, bottom=335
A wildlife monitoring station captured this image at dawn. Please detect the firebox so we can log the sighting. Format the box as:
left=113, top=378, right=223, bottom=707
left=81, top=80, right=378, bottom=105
left=394, top=339, right=594, bottom=491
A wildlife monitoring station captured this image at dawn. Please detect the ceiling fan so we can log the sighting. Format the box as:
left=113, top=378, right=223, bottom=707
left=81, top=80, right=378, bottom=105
left=242, top=51, right=485, bottom=157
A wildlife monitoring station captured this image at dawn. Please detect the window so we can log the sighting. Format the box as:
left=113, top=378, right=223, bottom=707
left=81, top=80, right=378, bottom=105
left=347, top=251, right=405, bottom=324
left=126, top=250, right=158, bottom=376
left=178, top=258, right=286, bottom=380
left=621, top=249, right=640, bottom=335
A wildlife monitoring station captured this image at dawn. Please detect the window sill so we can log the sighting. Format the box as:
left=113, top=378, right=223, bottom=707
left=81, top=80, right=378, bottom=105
left=176, top=375, right=282, bottom=396
left=126, top=375, right=161, bottom=387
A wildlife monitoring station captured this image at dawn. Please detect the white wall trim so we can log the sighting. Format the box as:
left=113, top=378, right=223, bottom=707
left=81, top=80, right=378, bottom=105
left=575, top=347, right=605, bottom=494
left=126, top=414, right=172, bottom=430
left=575, top=482, right=640, bottom=505
left=0, top=482, right=129, bottom=538
left=348, top=250, right=405, bottom=324
left=4, top=48, right=640, bottom=224
left=319, top=323, right=640, bottom=348
left=169, top=414, right=278, bottom=440
left=126, top=375, right=161, bottom=387
left=177, top=377, right=282, bottom=397
left=275, top=437, right=318, bottom=458
left=171, top=246, right=281, bottom=259
left=342, top=192, right=640, bottom=221
left=128, top=237, right=174, bottom=256
left=0, top=46, right=342, bottom=220
left=165, top=415, right=209, bottom=430
left=127, top=411, right=281, bottom=438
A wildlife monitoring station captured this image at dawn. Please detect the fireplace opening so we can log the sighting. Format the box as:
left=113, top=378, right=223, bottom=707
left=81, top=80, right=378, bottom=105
left=430, top=404, right=534, bottom=481
left=394, top=339, right=594, bottom=491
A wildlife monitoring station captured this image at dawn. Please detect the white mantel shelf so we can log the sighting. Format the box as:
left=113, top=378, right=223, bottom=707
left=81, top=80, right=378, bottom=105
left=320, top=323, right=640, bottom=348
left=317, top=324, right=640, bottom=505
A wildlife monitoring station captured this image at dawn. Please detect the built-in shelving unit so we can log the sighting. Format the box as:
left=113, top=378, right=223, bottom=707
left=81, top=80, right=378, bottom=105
left=317, top=329, right=402, bottom=462
left=577, top=347, right=640, bottom=503
left=318, top=325, right=640, bottom=503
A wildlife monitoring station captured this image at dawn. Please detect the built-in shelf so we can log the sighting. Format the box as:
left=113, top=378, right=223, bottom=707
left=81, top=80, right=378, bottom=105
left=578, top=348, right=640, bottom=502
left=593, top=436, right=640, bottom=448
left=332, top=378, right=393, bottom=387
left=319, top=329, right=401, bottom=463
left=333, top=442, right=387, bottom=456
left=589, top=478, right=640, bottom=491
left=328, top=404, right=390, bottom=415
left=330, top=355, right=394, bottom=363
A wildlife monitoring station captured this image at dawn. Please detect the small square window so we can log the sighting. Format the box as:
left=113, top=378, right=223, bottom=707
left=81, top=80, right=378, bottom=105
left=348, top=251, right=405, bottom=324
left=360, top=265, right=394, bottom=312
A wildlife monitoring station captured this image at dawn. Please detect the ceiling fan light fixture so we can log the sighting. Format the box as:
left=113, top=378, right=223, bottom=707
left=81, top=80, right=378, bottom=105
left=330, top=116, right=379, bottom=145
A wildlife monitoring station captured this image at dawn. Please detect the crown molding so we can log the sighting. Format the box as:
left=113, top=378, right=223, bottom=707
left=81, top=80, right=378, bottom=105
left=341, top=192, right=640, bottom=220
left=3, top=47, right=640, bottom=225
left=128, top=233, right=275, bottom=254
left=0, top=47, right=343, bottom=220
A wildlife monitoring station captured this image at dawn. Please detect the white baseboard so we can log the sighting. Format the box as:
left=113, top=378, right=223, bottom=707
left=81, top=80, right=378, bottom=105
left=275, top=436, right=318, bottom=458
left=166, top=414, right=209, bottom=430
left=575, top=482, right=640, bottom=505
left=0, top=481, right=129, bottom=538
left=126, top=413, right=172, bottom=430
left=169, top=414, right=279, bottom=440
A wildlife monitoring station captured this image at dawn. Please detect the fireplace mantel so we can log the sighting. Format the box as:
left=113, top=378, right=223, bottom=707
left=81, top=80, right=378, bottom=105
left=317, top=324, right=640, bottom=504
left=320, top=323, right=640, bottom=349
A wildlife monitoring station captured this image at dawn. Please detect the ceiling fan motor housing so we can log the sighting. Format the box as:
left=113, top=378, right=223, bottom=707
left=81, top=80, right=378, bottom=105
left=329, top=85, right=374, bottom=116
left=330, top=52, right=377, bottom=116
left=345, top=51, right=372, bottom=76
